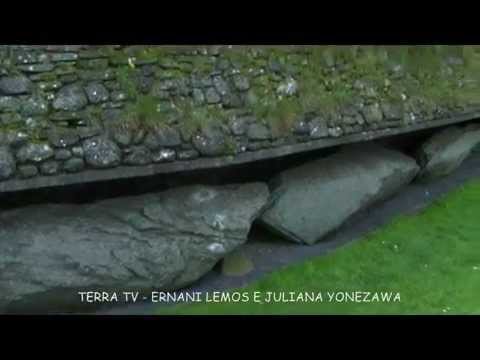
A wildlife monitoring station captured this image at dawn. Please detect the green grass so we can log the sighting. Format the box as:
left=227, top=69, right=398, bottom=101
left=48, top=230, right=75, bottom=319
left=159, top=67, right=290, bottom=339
left=157, top=179, right=480, bottom=315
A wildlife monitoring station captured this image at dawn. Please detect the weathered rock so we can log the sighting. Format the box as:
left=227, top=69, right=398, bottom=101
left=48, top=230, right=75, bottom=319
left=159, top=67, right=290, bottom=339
left=21, top=96, right=49, bottom=116
left=362, top=104, right=383, bottom=124
left=40, top=161, right=60, bottom=176
left=259, top=144, right=419, bottom=245
left=0, top=146, right=15, bottom=180
left=71, top=146, right=84, bottom=158
left=205, top=88, right=221, bottom=104
left=54, top=149, right=72, bottom=161
left=309, top=118, right=329, bottom=139
left=0, top=96, right=21, bottom=113
left=192, top=127, right=227, bottom=157
left=123, top=146, right=152, bottom=166
left=84, top=82, right=109, bottom=104
left=16, top=143, right=54, bottom=163
left=0, top=75, right=32, bottom=95
left=63, top=158, right=85, bottom=173
left=229, top=116, right=250, bottom=136
left=416, top=125, right=480, bottom=181
left=48, top=129, right=80, bottom=148
left=248, top=123, right=271, bottom=141
left=83, top=136, right=121, bottom=169
left=232, top=75, right=250, bottom=91
left=5, top=131, right=29, bottom=148
left=52, top=84, right=88, bottom=111
left=152, top=149, right=176, bottom=163
left=0, top=183, right=269, bottom=313
left=177, top=149, right=199, bottom=161
left=18, top=165, right=38, bottom=178
left=144, top=126, right=181, bottom=150
left=111, top=127, right=133, bottom=147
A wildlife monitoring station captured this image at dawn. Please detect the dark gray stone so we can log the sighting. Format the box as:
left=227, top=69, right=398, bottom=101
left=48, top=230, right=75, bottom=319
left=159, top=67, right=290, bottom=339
left=71, top=146, right=84, bottom=158
left=213, top=76, right=230, bottom=96
left=123, top=146, right=152, bottom=166
left=144, top=126, right=181, bottom=150
left=205, top=88, right=221, bottom=104
left=18, top=63, right=55, bottom=73
left=222, top=92, right=243, bottom=109
left=259, top=144, right=419, bottom=245
left=0, top=183, right=270, bottom=313
left=40, top=161, right=60, bottom=176
left=293, top=119, right=310, bottom=135
left=5, top=131, right=29, bottom=148
left=177, top=149, right=200, bottom=161
left=110, top=91, right=128, bottom=102
left=111, top=127, right=133, bottom=147
left=0, top=113, right=23, bottom=126
left=229, top=116, right=249, bottom=136
left=77, top=126, right=102, bottom=139
left=16, top=143, right=54, bottom=163
left=63, top=158, right=85, bottom=173
left=0, top=75, right=32, bottom=95
left=84, top=83, right=109, bottom=104
left=192, top=88, right=205, bottom=105
left=0, top=97, right=21, bottom=113
left=152, top=149, right=176, bottom=163
left=54, top=149, right=72, bottom=161
left=83, top=137, right=122, bottom=169
left=232, top=75, right=250, bottom=91
left=416, top=125, right=480, bottom=181
left=18, top=165, right=38, bottom=179
left=51, top=53, right=79, bottom=62
left=192, top=127, right=227, bottom=157
left=362, top=104, right=384, bottom=124
left=0, top=146, right=15, bottom=180
left=382, top=103, right=404, bottom=120
left=309, top=118, right=329, bottom=139
left=247, top=123, right=271, bottom=141
left=48, top=129, right=80, bottom=148
left=52, top=84, right=88, bottom=111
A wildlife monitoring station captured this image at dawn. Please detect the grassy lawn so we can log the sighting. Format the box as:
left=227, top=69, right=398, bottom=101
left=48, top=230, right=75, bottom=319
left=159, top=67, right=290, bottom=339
left=157, top=179, right=480, bottom=315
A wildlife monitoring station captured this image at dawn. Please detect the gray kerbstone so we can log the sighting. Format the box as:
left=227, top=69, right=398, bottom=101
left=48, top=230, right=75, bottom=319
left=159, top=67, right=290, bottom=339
left=0, top=183, right=269, bottom=313
left=259, top=144, right=419, bottom=245
left=416, top=125, right=480, bottom=181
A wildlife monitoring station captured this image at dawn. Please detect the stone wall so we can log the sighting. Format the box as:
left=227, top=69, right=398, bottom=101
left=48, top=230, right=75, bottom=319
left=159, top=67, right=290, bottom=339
left=0, top=45, right=479, bottom=190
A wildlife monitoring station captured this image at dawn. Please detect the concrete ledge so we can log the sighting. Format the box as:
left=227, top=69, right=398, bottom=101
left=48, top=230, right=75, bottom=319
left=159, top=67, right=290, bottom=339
left=1, top=109, right=480, bottom=193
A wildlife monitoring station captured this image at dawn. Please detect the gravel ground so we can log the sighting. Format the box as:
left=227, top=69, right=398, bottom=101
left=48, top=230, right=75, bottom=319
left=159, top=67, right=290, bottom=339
left=96, top=152, right=480, bottom=315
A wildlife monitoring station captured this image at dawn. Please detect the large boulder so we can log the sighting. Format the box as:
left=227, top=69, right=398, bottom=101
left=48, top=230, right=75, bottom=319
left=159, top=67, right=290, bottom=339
left=416, top=125, right=480, bottom=181
left=0, top=183, right=269, bottom=313
left=259, top=144, right=419, bottom=245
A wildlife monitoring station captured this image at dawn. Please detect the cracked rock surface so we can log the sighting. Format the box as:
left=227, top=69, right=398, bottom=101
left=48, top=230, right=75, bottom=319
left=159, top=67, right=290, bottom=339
left=0, top=182, right=269, bottom=313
